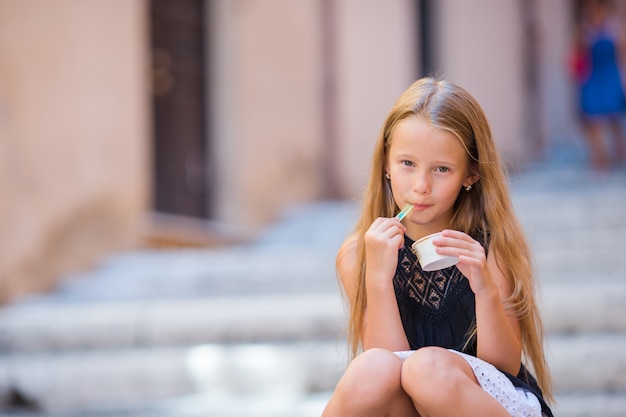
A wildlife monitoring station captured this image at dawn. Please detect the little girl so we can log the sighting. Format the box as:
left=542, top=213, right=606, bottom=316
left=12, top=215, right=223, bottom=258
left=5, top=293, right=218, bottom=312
left=322, top=78, right=553, bottom=416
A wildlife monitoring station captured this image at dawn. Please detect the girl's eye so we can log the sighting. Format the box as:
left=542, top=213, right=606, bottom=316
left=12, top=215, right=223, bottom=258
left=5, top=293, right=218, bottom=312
left=401, top=160, right=415, bottom=167
left=435, top=166, right=449, bottom=173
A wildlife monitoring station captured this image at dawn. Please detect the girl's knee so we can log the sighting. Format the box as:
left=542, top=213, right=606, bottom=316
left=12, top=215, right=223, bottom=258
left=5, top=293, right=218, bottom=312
left=333, top=348, right=404, bottom=407
left=401, top=348, right=471, bottom=401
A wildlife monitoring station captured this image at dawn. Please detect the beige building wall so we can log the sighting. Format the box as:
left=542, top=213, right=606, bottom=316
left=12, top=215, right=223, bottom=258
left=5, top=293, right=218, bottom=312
left=536, top=0, right=579, bottom=149
left=209, top=0, right=417, bottom=229
left=436, top=0, right=529, bottom=171
left=0, top=0, right=150, bottom=300
left=334, top=0, right=418, bottom=198
left=209, top=0, right=325, bottom=231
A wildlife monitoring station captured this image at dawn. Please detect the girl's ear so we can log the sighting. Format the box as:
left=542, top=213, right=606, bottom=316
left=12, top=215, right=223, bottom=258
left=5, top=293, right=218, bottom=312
left=463, top=172, right=480, bottom=188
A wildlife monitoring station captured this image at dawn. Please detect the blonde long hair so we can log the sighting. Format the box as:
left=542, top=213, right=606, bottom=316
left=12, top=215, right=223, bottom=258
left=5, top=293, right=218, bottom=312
left=339, top=77, right=553, bottom=402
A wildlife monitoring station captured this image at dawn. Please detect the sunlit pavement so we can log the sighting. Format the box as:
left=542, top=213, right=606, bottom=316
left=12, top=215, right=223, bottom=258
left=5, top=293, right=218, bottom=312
left=1, top=159, right=626, bottom=416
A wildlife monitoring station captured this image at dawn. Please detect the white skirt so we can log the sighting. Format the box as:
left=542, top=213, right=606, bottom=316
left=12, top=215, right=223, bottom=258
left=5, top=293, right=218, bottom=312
left=394, top=350, right=544, bottom=417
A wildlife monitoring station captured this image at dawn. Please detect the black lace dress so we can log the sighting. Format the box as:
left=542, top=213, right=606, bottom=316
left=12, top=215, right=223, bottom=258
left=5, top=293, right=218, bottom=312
left=393, top=234, right=553, bottom=417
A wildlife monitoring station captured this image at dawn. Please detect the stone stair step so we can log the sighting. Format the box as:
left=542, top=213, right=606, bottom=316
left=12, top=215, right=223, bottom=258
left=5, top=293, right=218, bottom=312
left=37, top=247, right=340, bottom=302
left=512, top=188, right=626, bottom=223
left=536, top=252, right=625, bottom=277
left=123, top=392, right=331, bottom=417
left=542, top=281, right=626, bottom=333
left=0, top=342, right=345, bottom=414
left=547, top=333, right=626, bottom=394
left=0, top=294, right=346, bottom=353
left=550, top=393, right=626, bottom=417
left=528, top=226, right=626, bottom=245
left=538, top=269, right=625, bottom=284
left=0, top=392, right=332, bottom=417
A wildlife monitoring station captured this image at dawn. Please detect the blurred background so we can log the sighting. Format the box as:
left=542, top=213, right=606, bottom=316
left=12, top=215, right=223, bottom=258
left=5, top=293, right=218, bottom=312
left=0, top=0, right=625, bottom=416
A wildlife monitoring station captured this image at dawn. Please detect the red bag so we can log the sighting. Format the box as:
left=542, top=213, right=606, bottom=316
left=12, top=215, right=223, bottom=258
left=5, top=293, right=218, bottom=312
left=569, top=46, right=590, bottom=83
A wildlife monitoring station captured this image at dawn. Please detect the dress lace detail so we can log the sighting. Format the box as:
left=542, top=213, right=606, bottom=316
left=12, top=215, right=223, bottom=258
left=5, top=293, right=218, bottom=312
left=450, top=351, right=543, bottom=417
left=395, top=248, right=468, bottom=322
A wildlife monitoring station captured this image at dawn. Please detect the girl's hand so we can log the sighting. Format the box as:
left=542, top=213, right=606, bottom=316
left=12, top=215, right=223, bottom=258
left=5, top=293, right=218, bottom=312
left=432, top=230, right=496, bottom=296
left=364, top=217, right=406, bottom=288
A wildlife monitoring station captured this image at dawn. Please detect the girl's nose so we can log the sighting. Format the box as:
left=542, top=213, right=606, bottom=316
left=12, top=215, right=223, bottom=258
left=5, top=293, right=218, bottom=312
left=412, top=171, right=431, bottom=194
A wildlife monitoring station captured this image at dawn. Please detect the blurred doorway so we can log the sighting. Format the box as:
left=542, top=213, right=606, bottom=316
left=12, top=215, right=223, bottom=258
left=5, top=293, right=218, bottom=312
left=418, top=0, right=437, bottom=76
left=150, top=0, right=212, bottom=219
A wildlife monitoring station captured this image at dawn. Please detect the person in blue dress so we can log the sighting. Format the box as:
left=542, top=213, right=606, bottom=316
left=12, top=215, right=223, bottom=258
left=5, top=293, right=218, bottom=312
left=574, top=0, right=626, bottom=170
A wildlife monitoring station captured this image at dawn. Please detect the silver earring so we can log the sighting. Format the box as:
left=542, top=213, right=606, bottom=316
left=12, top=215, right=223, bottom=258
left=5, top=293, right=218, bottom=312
left=465, top=185, right=472, bottom=192
left=385, top=173, right=391, bottom=180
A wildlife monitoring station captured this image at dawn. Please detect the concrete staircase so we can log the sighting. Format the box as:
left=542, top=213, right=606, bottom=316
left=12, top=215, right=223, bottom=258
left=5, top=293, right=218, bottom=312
left=0, top=203, right=354, bottom=417
left=0, top=166, right=625, bottom=416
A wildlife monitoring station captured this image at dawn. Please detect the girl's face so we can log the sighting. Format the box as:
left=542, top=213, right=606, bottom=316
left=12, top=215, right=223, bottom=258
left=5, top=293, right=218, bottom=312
left=386, top=116, right=477, bottom=240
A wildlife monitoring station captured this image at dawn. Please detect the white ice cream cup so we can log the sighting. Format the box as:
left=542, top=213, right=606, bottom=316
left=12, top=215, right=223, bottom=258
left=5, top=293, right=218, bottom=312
left=412, top=232, right=459, bottom=271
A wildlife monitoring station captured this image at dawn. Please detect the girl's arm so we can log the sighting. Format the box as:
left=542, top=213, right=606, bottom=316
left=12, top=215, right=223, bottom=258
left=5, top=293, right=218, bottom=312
left=338, top=220, right=410, bottom=352
left=435, top=230, right=522, bottom=375
left=475, top=247, right=522, bottom=374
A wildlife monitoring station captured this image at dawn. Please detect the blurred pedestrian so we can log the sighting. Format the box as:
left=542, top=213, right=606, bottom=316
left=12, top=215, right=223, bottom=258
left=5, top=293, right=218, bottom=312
left=322, top=78, right=553, bottom=417
left=571, top=0, right=626, bottom=170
